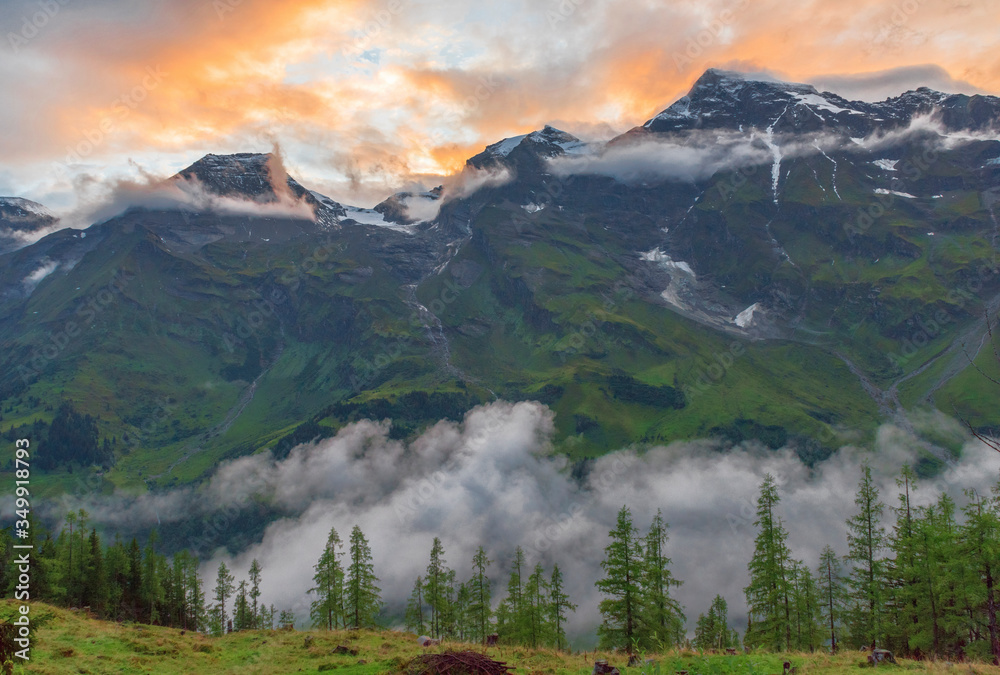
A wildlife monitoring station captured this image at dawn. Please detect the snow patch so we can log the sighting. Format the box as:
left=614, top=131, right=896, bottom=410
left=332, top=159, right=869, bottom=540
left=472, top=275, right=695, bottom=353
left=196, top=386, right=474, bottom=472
left=814, top=143, right=841, bottom=200
left=874, top=188, right=917, bottom=199
left=872, top=159, right=899, bottom=171
left=733, top=303, right=760, bottom=328
left=342, top=206, right=414, bottom=234
left=489, top=134, right=528, bottom=157
left=521, top=203, right=545, bottom=214
left=640, top=247, right=695, bottom=276
left=789, top=92, right=863, bottom=116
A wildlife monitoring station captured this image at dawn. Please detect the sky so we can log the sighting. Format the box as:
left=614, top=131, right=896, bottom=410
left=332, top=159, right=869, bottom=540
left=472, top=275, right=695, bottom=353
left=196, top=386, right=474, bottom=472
left=1, top=0, right=998, bottom=208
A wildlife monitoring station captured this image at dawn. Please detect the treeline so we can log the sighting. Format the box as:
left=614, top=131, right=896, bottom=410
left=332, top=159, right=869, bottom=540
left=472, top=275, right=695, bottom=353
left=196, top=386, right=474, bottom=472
left=1, top=512, right=204, bottom=627
left=0, top=510, right=298, bottom=634
left=743, top=466, right=1000, bottom=665
left=2, top=403, right=112, bottom=470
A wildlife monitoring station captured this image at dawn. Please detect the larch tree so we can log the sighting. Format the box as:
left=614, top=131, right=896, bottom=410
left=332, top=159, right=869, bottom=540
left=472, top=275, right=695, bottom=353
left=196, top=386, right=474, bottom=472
left=962, top=484, right=1000, bottom=665
left=234, top=579, right=250, bottom=631
left=744, top=474, right=793, bottom=651
left=791, top=562, right=823, bottom=651
left=694, top=595, right=734, bottom=651
left=596, top=505, right=644, bottom=652
left=497, top=547, right=529, bottom=644
left=345, top=525, right=381, bottom=628
left=524, top=563, right=549, bottom=648
left=424, top=537, right=451, bottom=639
left=248, top=559, right=263, bottom=629
left=211, top=561, right=235, bottom=636
left=405, top=575, right=427, bottom=634
left=844, top=463, right=888, bottom=649
left=469, top=546, right=493, bottom=644
left=640, top=509, right=685, bottom=650
left=887, top=465, right=920, bottom=655
left=309, top=526, right=345, bottom=630
left=817, top=545, right=845, bottom=653
left=548, top=564, right=576, bottom=651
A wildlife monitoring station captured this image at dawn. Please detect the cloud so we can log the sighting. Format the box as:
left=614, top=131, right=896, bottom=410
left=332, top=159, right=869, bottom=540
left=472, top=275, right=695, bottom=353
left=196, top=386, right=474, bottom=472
left=3, top=0, right=1000, bottom=209
left=45, top=400, right=1000, bottom=646
left=22, top=258, right=59, bottom=292
left=549, top=131, right=772, bottom=184
left=810, top=64, right=989, bottom=102
left=548, top=112, right=1000, bottom=187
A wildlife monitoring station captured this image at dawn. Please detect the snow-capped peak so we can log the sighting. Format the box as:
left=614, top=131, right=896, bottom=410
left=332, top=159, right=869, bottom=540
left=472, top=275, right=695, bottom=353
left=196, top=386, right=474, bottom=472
left=482, top=126, right=590, bottom=159
left=0, top=197, right=55, bottom=220
left=641, top=67, right=1000, bottom=138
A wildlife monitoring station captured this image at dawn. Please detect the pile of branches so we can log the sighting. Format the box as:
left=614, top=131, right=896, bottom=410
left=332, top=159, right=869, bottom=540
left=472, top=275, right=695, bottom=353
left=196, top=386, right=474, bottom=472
left=404, top=650, right=514, bottom=675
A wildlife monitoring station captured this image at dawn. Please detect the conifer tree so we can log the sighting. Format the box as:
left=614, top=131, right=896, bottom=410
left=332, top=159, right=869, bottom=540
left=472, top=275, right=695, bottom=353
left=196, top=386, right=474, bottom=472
left=141, top=531, right=165, bottom=624
left=424, top=537, right=450, bottom=639
left=309, top=526, right=345, bottom=630
left=211, top=561, right=235, bottom=635
left=104, top=536, right=128, bottom=621
left=640, top=509, right=685, bottom=650
left=405, top=576, right=427, bottom=634
left=524, top=563, right=549, bottom=648
left=497, top=546, right=529, bottom=644
left=962, top=485, right=1000, bottom=665
left=186, top=555, right=206, bottom=632
left=345, top=525, right=381, bottom=628
left=249, top=559, right=263, bottom=629
left=548, top=564, right=576, bottom=651
left=817, top=545, right=845, bottom=653
left=441, top=569, right=458, bottom=637
left=469, top=546, right=493, bottom=644
left=694, top=595, right=733, bottom=651
left=234, top=579, right=250, bottom=630
left=887, top=465, right=919, bottom=654
left=453, top=581, right=472, bottom=640
left=744, top=474, right=793, bottom=651
left=791, top=563, right=823, bottom=651
left=127, top=538, right=142, bottom=619
left=596, top=505, right=644, bottom=651
left=279, top=608, right=296, bottom=628
left=845, top=463, right=888, bottom=649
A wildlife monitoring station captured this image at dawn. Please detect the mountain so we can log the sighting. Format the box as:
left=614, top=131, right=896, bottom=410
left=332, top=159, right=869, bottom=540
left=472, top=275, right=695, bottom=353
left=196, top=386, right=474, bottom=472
left=2, top=69, right=1000, bottom=504
left=635, top=67, right=1000, bottom=136
left=0, top=197, right=58, bottom=254
left=468, top=125, right=592, bottom=168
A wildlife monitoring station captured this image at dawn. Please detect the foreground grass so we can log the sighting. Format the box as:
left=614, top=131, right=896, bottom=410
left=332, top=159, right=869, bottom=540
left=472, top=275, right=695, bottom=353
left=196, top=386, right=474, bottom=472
left=7, top=602, right=1000, bottom=674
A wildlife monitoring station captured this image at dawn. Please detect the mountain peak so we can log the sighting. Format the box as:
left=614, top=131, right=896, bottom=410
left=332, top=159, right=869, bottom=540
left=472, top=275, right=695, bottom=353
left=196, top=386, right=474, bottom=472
left=173, top=152, right=328, bottom=208
left=689, top=68, right=818, bottom=97
left=468, top=125, right=589, bottom=168
left=0, top=197, right=58, bottom=255
left=0, top=197, right=55, bottom=221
